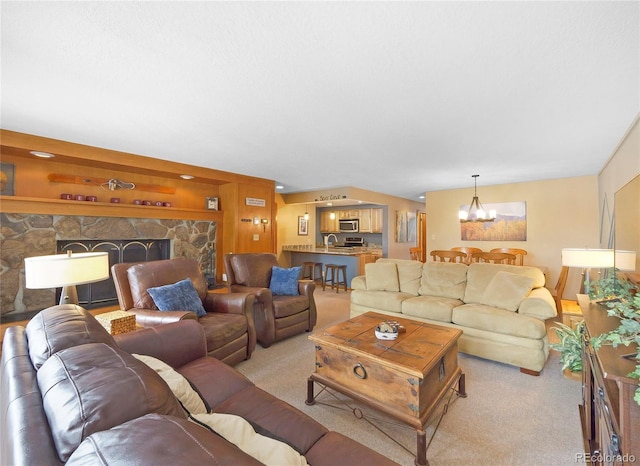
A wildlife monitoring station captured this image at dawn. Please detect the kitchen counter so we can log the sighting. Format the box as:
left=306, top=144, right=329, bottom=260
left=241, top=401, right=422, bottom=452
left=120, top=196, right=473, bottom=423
left=283, top=247, right=381, bottom=289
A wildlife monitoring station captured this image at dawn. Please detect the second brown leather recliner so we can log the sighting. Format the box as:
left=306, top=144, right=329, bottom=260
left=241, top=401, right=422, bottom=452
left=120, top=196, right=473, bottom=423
left=224, top=253, right=317, bottom=347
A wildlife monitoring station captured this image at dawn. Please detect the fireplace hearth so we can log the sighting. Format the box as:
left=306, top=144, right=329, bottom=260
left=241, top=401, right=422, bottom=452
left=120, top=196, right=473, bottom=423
left=56, top=239, right=170, bottom=309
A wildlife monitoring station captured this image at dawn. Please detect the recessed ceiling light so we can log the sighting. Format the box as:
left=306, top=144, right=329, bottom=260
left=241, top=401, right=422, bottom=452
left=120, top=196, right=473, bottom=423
left=180, top=174, right=195, bottom=180
left=419, top=195, right=425, bottom=199
left=30, top=151, right=55, bottom=158
left=326, top=202, right=333, bottom=206
left=275, top=185, right=284, bottom=190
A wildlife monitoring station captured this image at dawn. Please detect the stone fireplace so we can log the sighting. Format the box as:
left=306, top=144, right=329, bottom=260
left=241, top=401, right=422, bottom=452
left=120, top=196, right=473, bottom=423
left=0, top=213, right=217, bottom=321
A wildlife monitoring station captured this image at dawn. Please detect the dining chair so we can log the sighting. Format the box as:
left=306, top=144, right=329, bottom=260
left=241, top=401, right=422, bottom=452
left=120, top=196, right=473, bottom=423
left=490, top=248, right=528, bottom=266
left=409, top=247, right=423, bottom=261
left=471, top=251, right=517, bottom=265
left=430, top=250, right=467, bottom=263
left=451, top=247, right=483, bottom=265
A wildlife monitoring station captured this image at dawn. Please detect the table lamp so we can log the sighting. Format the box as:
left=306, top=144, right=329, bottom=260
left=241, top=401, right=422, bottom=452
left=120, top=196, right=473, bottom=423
left=561, top=248, right=615, bottom=294
left=25, top=251, right=110, bottom=305
left=614, top=250, right=637, bottom=272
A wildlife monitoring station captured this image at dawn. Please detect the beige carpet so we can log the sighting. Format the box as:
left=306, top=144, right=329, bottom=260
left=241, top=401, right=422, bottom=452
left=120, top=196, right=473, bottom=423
left=236, top=289, right=584, bottom=466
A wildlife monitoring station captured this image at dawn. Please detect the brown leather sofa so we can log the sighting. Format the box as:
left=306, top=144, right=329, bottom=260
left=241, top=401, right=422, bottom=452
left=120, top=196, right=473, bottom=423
left=224, top=252, right=317, bottom=347
left=0, top=304, right=398, bottom=466
left=112, top=258, right=256, bottom=365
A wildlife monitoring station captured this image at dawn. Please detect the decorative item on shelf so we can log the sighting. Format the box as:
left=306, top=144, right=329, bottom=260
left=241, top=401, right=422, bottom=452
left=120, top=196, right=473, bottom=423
left=154, top=201, right=163, bottom=207
left=110, top=197, right=120, bottom=203
left=206, top=196, right=219, bottom=210
left=24, top=251, right=110, bottom=305
left=143, top=200, right=152, bottom=206
left=60, top=193, right=72, bottom=200
left=133, top=199, right=142, bottom=205
left=95, top=310, right=137, bottom=335
left=459, top=174, right=496, bottom=223
left=48, top=173, right=176, bottom=194
left=163, top=201, right=171, bottom=207
left=374, top=320, right=406, bottom=340
left=86, top=196, right=97, bottom=202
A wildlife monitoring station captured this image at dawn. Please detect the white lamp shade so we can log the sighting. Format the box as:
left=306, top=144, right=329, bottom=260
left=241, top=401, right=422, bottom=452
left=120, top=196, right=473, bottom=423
left=615, top=250, right=637, bottom=271
left=25, top=252, right=110, bottom=289
left=561, top=248, right=614, bottom=268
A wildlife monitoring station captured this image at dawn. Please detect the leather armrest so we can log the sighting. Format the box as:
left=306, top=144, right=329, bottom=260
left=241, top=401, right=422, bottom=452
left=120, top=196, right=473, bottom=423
left=229, top=285, right=273, bottom=309
left=115, top=320, right=207, bottom=368
left=126, top=309, right=197, bottom=327
left=204, top=292, right=255, bottom=316
left=298, top=280, right=315, bottom=296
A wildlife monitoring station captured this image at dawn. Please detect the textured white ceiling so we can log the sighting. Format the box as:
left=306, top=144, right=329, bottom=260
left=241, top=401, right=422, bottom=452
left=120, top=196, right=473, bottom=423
left=1, top=1, right=638, bottom=200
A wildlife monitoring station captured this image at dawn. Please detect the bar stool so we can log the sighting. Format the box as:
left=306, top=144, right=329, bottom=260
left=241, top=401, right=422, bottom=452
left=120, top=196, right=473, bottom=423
left=323, top=264, right=347, bottom=293
left=302, top=261, right=324, bottom=286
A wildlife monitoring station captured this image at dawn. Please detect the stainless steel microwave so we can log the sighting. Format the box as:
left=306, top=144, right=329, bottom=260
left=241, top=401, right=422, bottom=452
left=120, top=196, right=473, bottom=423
left=339, top=219, right=359, bottom=233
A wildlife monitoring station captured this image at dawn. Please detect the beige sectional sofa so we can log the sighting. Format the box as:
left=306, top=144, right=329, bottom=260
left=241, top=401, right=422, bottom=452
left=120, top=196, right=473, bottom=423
left=350, top=259, right=557, bottom=375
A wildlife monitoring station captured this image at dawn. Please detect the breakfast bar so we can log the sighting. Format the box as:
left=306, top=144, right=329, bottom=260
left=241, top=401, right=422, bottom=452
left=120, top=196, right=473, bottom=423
left=284, top=247, right=380, bottom=289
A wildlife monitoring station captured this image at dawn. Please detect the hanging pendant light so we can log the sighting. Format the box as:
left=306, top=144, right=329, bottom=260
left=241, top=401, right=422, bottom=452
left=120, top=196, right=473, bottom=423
left=304, top=205, right=309, bottom=221
left=459, top=175, right=496, bottom=223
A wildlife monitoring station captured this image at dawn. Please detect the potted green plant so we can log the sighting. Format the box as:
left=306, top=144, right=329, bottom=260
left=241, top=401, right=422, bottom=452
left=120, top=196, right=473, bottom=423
left=588, top=274, right=640, bottom=405
left=550, top=321, right=585, bottom=373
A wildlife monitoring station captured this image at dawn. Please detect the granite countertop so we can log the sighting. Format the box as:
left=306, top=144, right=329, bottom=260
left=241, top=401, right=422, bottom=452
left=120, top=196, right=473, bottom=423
left=283, top=247, right=382, bottom=256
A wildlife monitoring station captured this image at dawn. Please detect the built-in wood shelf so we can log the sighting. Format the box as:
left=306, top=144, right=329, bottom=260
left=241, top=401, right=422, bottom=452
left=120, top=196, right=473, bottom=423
left=0, top=196, right=223, bottom=221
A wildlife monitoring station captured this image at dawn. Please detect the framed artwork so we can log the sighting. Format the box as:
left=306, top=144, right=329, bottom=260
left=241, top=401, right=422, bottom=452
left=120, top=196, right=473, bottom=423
left=206, top=197, right=219, bottom=210
left=0, top=163, right=15, bottom=196
left=298, top=216, right=308, bottom=236
left=460, top=201, right=527, bottom=241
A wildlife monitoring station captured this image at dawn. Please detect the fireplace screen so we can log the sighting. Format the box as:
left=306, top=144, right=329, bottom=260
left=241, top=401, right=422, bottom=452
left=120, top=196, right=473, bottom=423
left=57, top=239, right=170, bottom=309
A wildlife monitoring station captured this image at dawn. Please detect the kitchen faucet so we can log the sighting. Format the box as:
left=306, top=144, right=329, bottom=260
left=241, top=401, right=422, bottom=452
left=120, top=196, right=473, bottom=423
left=324, top=234, right=338, bottom=250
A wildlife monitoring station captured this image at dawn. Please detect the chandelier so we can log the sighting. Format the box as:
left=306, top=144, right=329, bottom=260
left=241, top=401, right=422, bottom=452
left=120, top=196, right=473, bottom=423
left=459, top=175, right=496, bottom=223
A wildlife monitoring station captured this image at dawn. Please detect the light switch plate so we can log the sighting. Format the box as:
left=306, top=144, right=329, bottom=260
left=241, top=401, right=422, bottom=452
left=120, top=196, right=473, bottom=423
left=253, top=234, right=259, bottom=241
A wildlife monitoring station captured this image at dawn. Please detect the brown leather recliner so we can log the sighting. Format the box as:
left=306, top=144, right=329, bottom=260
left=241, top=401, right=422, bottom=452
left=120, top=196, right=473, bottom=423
left=223, top=253, right=317, bottom=347
left=112, top=258, right=256, bottom=365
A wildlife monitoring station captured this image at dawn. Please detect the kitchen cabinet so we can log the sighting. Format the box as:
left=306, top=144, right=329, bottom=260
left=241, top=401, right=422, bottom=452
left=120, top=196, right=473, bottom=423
left=338, top=209, right=359, bottom=219
left=371, top=208, right=383, bottom=233
left=358, top=209, right=372, bottom=233
left=320, top=211, right=339, bottom=233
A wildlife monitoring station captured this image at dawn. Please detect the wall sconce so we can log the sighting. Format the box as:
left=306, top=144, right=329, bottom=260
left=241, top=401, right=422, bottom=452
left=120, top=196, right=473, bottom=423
left=261, top=218, right=269, bottom=232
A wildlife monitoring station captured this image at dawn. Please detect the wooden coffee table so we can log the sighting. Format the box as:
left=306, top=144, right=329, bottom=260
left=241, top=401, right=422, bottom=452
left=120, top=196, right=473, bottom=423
left=306, top=312, right=465, bottom=466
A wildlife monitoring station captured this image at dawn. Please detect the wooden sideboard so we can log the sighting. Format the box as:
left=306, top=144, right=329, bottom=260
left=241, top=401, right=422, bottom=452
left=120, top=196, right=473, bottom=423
left=578, top=294, right=639, bottom=464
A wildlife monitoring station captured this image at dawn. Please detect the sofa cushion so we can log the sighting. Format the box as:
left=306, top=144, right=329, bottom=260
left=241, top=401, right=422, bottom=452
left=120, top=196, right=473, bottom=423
left=67, top=414, right=264, bottom=466
left=452, top=303, right=547, bottom=339
left=378, top=258, right=422, bottom=295
left=269, top=266, right=302, bottom=295
left=365, top=262, right=399, bottom=291
left=193, top=413, right=308, bottom=465
left=351, top=289, right=410, bottom=313
left=273, top=295, right=310, bottom=318
left=401, top=295, right=461, bottom=323
left=479, top=271, right=535, bottom=312
left=37, top=342, right=184, bottom=462
left=147, top=278, right=207, bottom=317
left=464, top=263, right=545, bottom=305
left=133, top=353, right=208, bottom=416
left=25, top=304, right=116, bottom=370
left=418, top=262, right=468, bottom=300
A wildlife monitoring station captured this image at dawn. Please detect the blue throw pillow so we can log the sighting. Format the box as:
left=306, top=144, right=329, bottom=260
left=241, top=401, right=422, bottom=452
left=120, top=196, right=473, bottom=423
left=147, top=278, right=207, bottom=317
left=269, top=266, right=302, bottom=296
